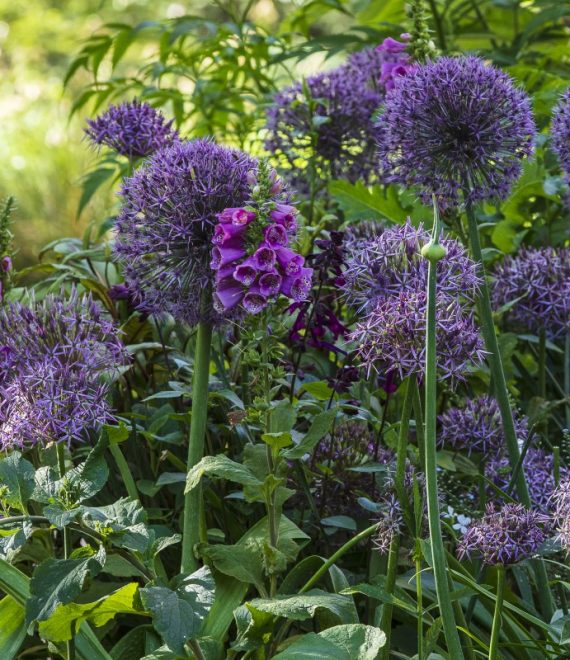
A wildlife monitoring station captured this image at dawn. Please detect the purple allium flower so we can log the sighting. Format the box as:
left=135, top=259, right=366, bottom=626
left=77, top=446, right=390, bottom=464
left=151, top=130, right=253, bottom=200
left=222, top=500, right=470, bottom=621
left=344, top=222, right=484, bottom=381
left=377, top=56, right=536, bottom=207
left=0, top=291, right=128, bottom=448
left=551, top=90, right=570, bottom=182
left=492, top=246, right=570, bottom=339
left=85, top=100, right=179, bottom=158
left=457, top=503, right=549, bottom=565
left=115, top=139, right=256, bottom=326
left=551, top=479, right=570, bottom=551
left=438, top=396, right=531, bottom=455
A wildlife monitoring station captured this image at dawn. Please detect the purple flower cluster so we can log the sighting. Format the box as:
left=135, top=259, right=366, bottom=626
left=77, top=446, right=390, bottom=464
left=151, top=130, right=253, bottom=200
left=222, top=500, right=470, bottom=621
left=265, top=37, right=411, bottom=186
left=211, top=168, right=312, bottom=315
left=551, top=479, right=570, bottom=552
left=377, top=56, right=536, bottom=206
left=438, top=396, right=531, bottom=455
left=85, top=100, right=179, bottom=158
left=345, top=222, right=485, bottom=381
left=492, top=246, right=570, bottom=339
left=551, top=90, right=570, bottom=182
left=0, top=291, right=128, bottom=448
left=115, top=139, right=256, bottom=326
left=457, top=503, right=549, bottom=565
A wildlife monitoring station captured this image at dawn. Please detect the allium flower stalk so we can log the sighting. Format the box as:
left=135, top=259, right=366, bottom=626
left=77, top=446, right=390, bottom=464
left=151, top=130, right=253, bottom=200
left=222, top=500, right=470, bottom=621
left=492, top=246, right=570, bottom=339
left=551, top=89, right=570, bottom=182
left=0, top=291, right=128, bottom=448
left=265, top=37, right=411, bottom=187
left=85, top=100, right=179, bottom=158
left=377, top=56, right=536, bottom=206
left=457, top=503, right=549, bottom=566
left=344, top=221, right=485, bottom=381
left=115, top=139, right=257, bottom=325
left=211, top=162, right=312, bottom=315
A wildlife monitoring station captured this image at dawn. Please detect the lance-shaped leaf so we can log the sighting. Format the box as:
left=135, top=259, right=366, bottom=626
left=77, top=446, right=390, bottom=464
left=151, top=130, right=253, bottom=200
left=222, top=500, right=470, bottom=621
left=185, top=455, right=263, bottom=494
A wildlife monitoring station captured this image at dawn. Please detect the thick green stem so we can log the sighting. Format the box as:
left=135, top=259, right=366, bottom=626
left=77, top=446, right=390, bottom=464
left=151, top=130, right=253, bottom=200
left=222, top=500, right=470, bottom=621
left=565, top=333, right=570, bottom=430
left=465, top=203, right=554, bottom=620
left=489, top=566, right=506, bottom=660
left=109, top=443, right=139, bottom=502
left=181, top=317, right=213, bottom=574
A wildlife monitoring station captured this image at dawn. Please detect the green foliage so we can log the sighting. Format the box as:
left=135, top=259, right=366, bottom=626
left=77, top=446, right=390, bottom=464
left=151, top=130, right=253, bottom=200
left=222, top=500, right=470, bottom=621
left=273, top=624, right=386, bottom=659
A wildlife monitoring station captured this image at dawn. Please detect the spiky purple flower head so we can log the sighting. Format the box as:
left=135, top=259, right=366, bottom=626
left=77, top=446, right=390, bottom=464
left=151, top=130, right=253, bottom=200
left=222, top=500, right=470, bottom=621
left=0, top=290, right=128, bottom=448
left=551, top=90, right=570, bottom=182
left=85, top=100, right=179, bottom=158
left=377, top=56, right=536, bottom=207
left=115, top=139, right=257, bottom=325
left=492, top=246, right=570, bottom=339
left=438, top=395, right=531, bottom=456
left=344, top=221, right=485, bottom=381
left=457, top=503, right=549, bottom=565
left=551, top=479, right=570, bottom=552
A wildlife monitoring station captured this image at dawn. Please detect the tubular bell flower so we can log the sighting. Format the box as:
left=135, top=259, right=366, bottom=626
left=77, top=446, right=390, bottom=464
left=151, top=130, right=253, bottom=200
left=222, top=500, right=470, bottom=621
left=492, top=246, right=570, bottom=339
left=85, top=100, right=179, bottom=158
left=457, top=503, right=549, bottom=565
left=115, top=139, right=257, bottom=325
left=344, top=222, right=485, bottom=381
left=551, top=90, right=570, bottom=181
left=377, top=56, right=536, bottom=206
left=438, top=395, right=531, bottom=456
left=0, top=291, right=128, bottom=448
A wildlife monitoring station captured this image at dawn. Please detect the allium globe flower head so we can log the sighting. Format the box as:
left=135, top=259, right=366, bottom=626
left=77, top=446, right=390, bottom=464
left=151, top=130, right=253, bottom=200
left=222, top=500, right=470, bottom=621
left=211, top=162, right=312, bottom=315
left=0, top=290, right=128, bottom=448
left=438, top=395, right=531, bottom=455
left=85, top=100, right=179, bottom=158
left=492, top=246, right=570, bottom=339
left=377, top=56, right=536, bottom=207
left=457, top=503, right=549, bottom=566
left=551, top=89, right=570, bottom=182
left=551, top=479, right=570, bottom=552
left=115, top=139, right=258, bottom=325
left=344, top=221, right=485, bottom=382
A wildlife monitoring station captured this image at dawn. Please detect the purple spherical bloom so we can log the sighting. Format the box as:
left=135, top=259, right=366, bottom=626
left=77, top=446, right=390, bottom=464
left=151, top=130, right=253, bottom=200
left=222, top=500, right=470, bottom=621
left=0, top=291, right=128, bottom=448
left=85, top=100, right=179, bottom=158
left=377, top=56, right=536, bottom=207
left=1, top=256, right=11, bottom=273
left=492, top=246, right=570, bottom=339
left=115, top=139, right=256, bottom=326
left=438, top=395, right=531, bottom=455
left=551, top=479, right=570, bottom=552
left=551, top=90, right=570, bottom=182
left=457, top=503, right=549, bottom=565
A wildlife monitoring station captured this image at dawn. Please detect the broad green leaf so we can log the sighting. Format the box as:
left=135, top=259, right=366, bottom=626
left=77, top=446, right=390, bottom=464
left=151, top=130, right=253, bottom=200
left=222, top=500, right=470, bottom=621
left=320, top=516, right=357, bottom=532
left=185, top=455, right=263, bottom=494
left=285, top=409, right=337, bottom=459
left=274, top=624, right=386, bottom=659
left=0, top=453, right=35, bottom=511
left=201, top=541, right=265, bottom=592
left=248, top=589, right=355, bottom=624
left=104, top=422, right=130, bottom=445
left=300, top=381, right=334, bottom=401
left=269, top=400, right=297, bottom=433
left=261, top=432, right=293, bottom=451
left=329, top=180, right=406, bottom=223
left=140, top=566, right=215, bottom=656
left=0, top=596, right=26, bottom=659
left=110, top=624, right=162, bottom=660
left=82, top=498, right=150, bottom=553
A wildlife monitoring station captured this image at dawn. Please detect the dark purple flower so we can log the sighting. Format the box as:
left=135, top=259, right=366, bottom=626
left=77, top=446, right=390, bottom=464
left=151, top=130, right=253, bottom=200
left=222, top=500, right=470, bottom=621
left=438, top=395, right=531, bottom=455
left=85, top=100, right=179, bottom=158
left=492, top=246, right=570, bottom=339
left=1, top=256, right=11, bottom=273
left=551, top=90, right=570, bottom=182
left=457, top=503, right=549, bottom=565
left=115, top=139, right=256, bottom=326
left=377, top=56, right=536, bottom=206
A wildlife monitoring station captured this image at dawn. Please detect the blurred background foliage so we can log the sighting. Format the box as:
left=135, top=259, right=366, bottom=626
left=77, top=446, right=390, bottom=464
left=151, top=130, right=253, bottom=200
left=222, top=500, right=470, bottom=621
left=1, top=0, right=569, bottom=267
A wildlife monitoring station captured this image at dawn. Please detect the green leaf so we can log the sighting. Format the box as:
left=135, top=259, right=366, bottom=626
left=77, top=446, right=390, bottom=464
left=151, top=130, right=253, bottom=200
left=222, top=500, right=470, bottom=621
left=274, top=624, right=386, bottom=659
left=0, top=452, right=35, bottom=511
left=329, top=180, right=406, bottom=223
left=140, top=566, right=215, bottom=656
left=104, top=422, right=131, bottom=445
left=269, top=400, right=297, bottom=433
left=185, top=455, right=263, bottom=494
left=261, top=432, right=293, bottom=451
left=0, top=596, right=26, bottom=659
left=26, top=546, right=106, bottom=626
left=320, top=516, right=357, bottom=532
left=300, top=381, right=334, bottom=401
left=201, top=542, right=265, bottom=592
left=285, top=409, right=337, bottom=459
left=82, top=498, right=150, bottom=553
left=38, top=583, right=143, bottom=642
left=110, top=625, right=162, bottom=660
left=248, top=590, right=355, bottom=624
left=77, top=166, right=117, bottom=217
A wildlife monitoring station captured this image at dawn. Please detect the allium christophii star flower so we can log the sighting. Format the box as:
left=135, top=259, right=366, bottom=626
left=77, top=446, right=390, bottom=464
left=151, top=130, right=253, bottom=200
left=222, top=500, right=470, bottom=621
left=115, top=139, right=256, bottom=325
left=85, top=100, right=179, bottom=158
left=377, top=56, right=536, bottom=206
left=344, top=221, right=485, bottom=381
left=551, top=479, right=570, bottom=552
left=0, top=291, right=128, bottom=448
left=552, top=90, right=570, bottom=181
left=438, top=395, right=531, bottom=455
left=457, top=503, right=549, bottom=565
left=266, top=37, right=410, bottom=186
left=492, top=246, right=570, bottom=339
left=211, top=165, right=312, bottom=315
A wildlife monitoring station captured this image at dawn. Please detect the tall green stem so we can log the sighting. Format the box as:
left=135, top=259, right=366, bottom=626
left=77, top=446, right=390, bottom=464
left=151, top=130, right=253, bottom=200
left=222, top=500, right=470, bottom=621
left=181, top=316, right=213, bottom=574
left=565, top=334, right=570, bottom=431
left=489, top=566, right=506, bottom=660
left=423, top=201, right=463, bottom=658
left=109, top=443, right=139, bottom=502
left=538, top=327, right=548, bottom=441
left=464, top=202, right=554, bottom=620
left=415, top=544, right=424, bottom=660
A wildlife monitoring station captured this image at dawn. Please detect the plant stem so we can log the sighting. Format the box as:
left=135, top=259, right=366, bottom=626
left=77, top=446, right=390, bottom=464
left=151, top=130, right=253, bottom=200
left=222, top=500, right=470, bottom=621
left=423, top=199, right=463, bottom=658
left=181, top=311, right=213, bottom=574
left=565, top=333, right=570, bottom=430
left=379, top=536, right=400, bottom=660
left=427, top=0, right=447, bottom=51
left=489, top=566, right=506, bottom=660
left=538, top=326, right=548, bottom=440
left=415, top=544, right=424, bottom=660
left=464, top=202, right=554, bottom=620
left=109, top=443, right=139, bottom=502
